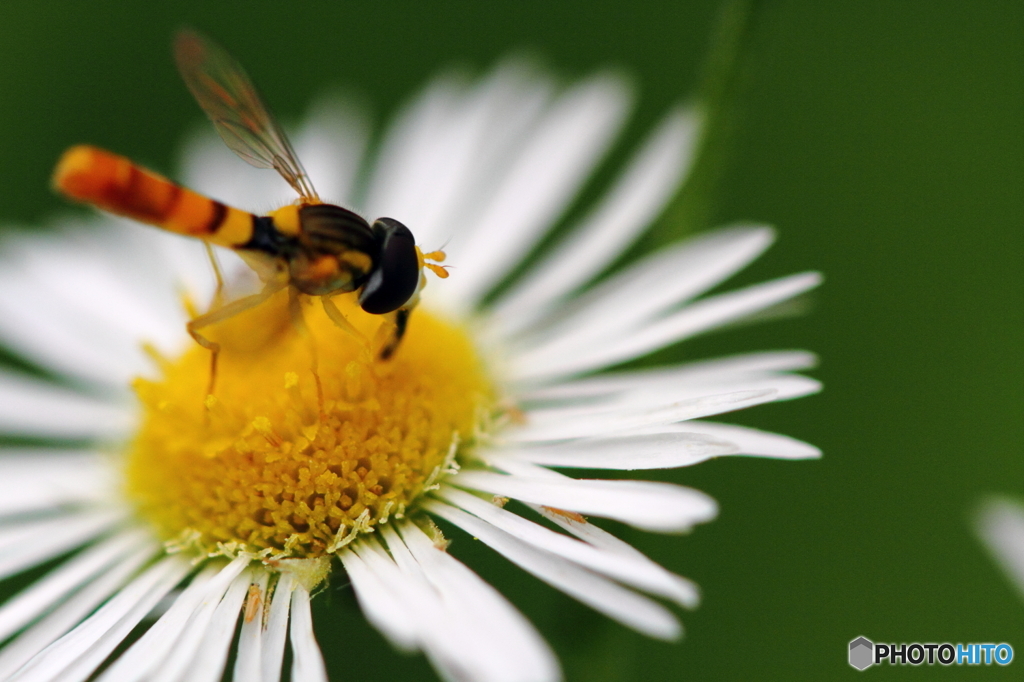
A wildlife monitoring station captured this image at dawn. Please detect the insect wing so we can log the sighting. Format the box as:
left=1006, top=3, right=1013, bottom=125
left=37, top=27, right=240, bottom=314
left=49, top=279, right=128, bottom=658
left=174, top=29, right=318, bottom=200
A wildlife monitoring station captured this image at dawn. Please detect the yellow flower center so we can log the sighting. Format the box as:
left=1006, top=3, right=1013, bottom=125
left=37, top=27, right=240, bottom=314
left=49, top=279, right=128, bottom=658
left=125, top=290, right=494, bottom=558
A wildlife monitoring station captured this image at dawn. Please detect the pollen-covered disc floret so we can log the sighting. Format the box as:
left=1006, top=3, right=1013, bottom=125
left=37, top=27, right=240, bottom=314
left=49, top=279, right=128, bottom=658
left=126, top=291, right=494, bottom=558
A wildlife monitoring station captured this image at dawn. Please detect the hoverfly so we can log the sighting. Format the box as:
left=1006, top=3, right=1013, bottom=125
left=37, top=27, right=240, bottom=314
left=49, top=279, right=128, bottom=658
left=53, top=30, right=447, bottom=392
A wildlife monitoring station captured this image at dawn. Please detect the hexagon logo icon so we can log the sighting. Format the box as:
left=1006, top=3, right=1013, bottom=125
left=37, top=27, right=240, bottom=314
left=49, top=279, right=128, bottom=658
left=849, top=636, right=874, bottom=670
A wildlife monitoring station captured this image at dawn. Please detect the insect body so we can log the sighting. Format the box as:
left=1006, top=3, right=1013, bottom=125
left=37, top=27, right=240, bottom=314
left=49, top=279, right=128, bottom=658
left=53, top=30, right=445, bottom=372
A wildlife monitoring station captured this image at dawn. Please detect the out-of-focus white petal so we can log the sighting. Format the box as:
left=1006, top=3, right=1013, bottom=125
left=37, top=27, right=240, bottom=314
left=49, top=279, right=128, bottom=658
left=289, top=586, right=329, bottom=682
left=489, top=106, right=702, bottom=336
left=9, top=555, right=188, bottom=682
left=0, top=509, right=128, bottom=581
left=363, top=70, right=473, bottom=224
left=292, top=96, right=371, bottom=206
left=95, top=563, right=225, bottom=682
left=977, top=498, right=1024, bottom=600
left=180, top=128, right=292, bottom=212
left=0, top=530, right=149, bottom=643
left=0, top=539, right=155, bottom=679
left=438, top=73, right=632, bottom=311
left=0, top=370, right=133, bottom=440
left=0, top=221, right=210, bottom=389
left=0, top=450, right=115, bottom=516
left=181, top=97, right=370, bottom=212
left=368, top=59, right=554, bottom=249
left=339, top=549, right=420, bottom=652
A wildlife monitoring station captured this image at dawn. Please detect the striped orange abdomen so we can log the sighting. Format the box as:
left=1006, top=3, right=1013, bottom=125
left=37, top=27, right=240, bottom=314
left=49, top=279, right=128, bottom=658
left=53, top=145, right=255, bottom=248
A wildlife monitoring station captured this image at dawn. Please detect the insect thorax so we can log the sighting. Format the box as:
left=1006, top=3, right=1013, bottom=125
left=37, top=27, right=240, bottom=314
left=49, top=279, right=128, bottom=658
left=243, top=204, right=378, bottom=296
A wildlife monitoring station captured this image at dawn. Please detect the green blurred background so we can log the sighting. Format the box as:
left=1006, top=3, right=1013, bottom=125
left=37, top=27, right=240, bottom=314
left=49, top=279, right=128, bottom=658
left=0, top=1, right=1020, bottom=679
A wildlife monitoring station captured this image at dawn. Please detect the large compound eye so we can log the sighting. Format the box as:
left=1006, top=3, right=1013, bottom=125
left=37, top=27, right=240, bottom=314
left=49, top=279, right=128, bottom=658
left=358, top=218, right=419, bottom=315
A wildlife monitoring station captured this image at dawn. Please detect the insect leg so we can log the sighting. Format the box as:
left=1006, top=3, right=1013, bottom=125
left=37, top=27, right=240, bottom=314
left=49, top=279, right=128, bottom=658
left=188, top=277, right=288, bottom=400
left=203, top=243, right=226, bottom=306
left=374, top=306, right=412, bottom=360
left=321, top=296, right=369, bottom=345
left=288, top=289, right=325, bottom=420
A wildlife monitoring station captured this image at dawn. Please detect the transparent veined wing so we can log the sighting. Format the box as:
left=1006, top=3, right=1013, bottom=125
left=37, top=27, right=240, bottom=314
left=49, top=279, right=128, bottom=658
left=174, top=29, right=318, bottom=201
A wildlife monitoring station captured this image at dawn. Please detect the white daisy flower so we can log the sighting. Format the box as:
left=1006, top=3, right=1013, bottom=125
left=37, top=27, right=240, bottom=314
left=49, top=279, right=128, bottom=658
left=977, top=498, right=1024, bottom=602
left=0, top=59, right=821, bottom=682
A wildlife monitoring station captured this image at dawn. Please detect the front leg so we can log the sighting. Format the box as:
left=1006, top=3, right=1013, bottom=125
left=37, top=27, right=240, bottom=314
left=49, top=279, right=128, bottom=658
left=374, top=306, right=412, bottom=360
left=188, top=276, right=288, bottom=399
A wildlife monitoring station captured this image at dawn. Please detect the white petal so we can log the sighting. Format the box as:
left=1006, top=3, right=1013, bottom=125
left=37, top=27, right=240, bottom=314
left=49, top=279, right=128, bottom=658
left=513, top=271, right=823, bottom=383
left=488, top=106, right=702, bottom=336
left=520, top=350, right=819, bottom=401
left=0, top=540, right=156, bottom=679
left=149, top=558, right=250, bottom=682
left=233, top=571, right=269, bottom=682
left=148, top=228, right=229, bottom=314
left=93, top=562, right=225, bottom=682
left=455, top=461, right=717, bottom=533
left=670, top=421, right=821, bottom=459
left=391, top=523, right=560, bottom=682
left=509, top=225, right=774, bottom=358
left=0, top=221, right=199, bottom=388
left=185, top=568, right=253, bottom=682
left=518, top=377, right=820, bottom=436
left=0, top=509, right=128, bottom=581
left=183, top=95, right=370, bottom=211
left=9, top=555, right=188, bottom=682
left=427, top=500, right=680, bottom=640
left=0, top=450, right=115, bottom=516
left=431, top=488, right=697, bottom=607
left=0, top=370, right=133, bottom=440
left=261, top=572, right=295, bottom=682
left=180, top=129, right=295, bottom=212
left=531, top=504, right=700, bottom=607
left=0, top=530, right=148, bottom=643
left=353, top=529, right=556, bottom=682
left=977, top=498, right=1024, bottom=600
left=370, top=59, right=554, bottom=248
left=362, top=70, right=472, bottom=223
left=506, top=389, right=779, bottom=443
left=15, top=236, right=181, bottom=347
left=0, top=449, right=108, bottom=478
left=496, top=431, right=739, bottom=470
left=338, top=549, right=419, bottom=652
left=350, top=538, right=468, bottom=677
left=289, top=586, right=329, bottom=682
left=0, top=246, right=140, bottom=388
left=292, top=96, right=371, bottom=206
left=439, top=73, right=632, bottom=311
